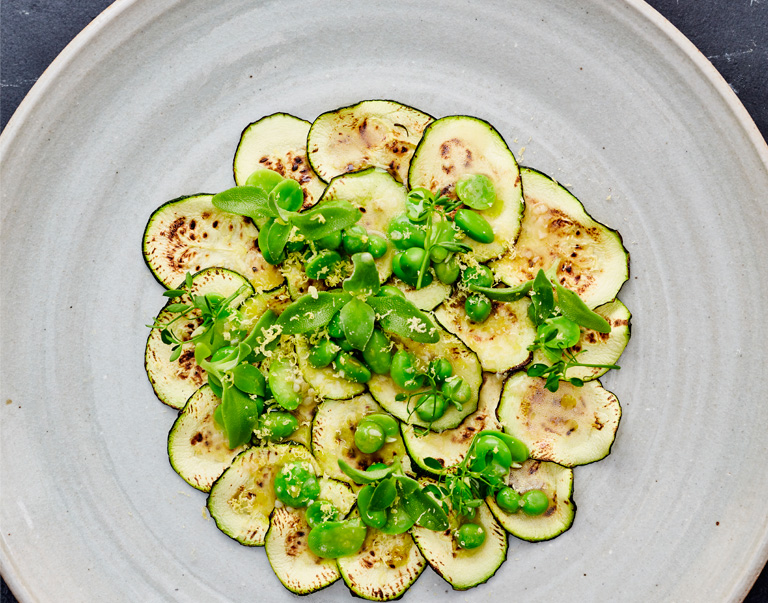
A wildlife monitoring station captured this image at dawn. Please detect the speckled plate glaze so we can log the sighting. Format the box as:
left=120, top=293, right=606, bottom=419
left=1, top=1, right=767, bottom=601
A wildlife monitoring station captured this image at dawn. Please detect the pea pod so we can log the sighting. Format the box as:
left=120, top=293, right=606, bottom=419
left=555, top=282, right=612, bottom=333
left=454, top=208, right=494, bottom=244
left=308, top=518, right=367, bottom=559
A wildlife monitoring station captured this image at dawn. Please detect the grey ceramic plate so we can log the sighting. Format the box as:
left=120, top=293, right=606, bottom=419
left=2, top=0, right=767, bottom=601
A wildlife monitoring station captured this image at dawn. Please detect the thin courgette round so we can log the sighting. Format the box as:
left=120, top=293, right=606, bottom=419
left=497, top=373, right=622, bottom=467
left=308, top=100, right=433, bottom=183
left=492, top=167, right=629, bottom=309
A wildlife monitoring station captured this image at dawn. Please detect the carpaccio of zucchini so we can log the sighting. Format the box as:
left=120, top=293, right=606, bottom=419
left=142, top=99, right=630, bottom=599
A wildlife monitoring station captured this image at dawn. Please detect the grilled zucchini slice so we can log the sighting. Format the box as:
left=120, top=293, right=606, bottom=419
left=391, top=276, right=450, bottom=311
left=402, top=372, right=503, bottom=473
left=487, top=459, right=575, bottom=542
left=408, top=115, right=524, bottom=262
left=311, top=395, right=411, bottom=484
left=308, top=100, right=433, bottom=183
left=411, top=502, right=507, bottom=591
left=167, top=385, right=248, bottom=492
left=294, top=336, right=365, bottom=400
left=337, top=522, right=427, bottom=601
left=207, top=443, right=317, bottom=546
left=368, top=325, right=483, bottom=432
left=434, top=294, right=536, bottom=373
left=142, top=194, right=283, bottom=291
left=265, top=478, right=356, bottom=594
left=498, top=373, right=621, bottom=467
left=492, top=167, right=629, bottom=309
left=233, top=112, right=325, bottom=209
left=145, top=267, right=253, bottom=409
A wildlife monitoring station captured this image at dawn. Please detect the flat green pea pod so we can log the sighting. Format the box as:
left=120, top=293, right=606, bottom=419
left=466, top=433, right=513, bottom=472
left=454, top=208, right=494, bottom=244
left=268, top=358, right=302, bottom=410
left=307, top=338, right=341, bottom=369
left=521, top=489, right=549, bottom=516
left=455, top=523, right=486, bottom=549
left=362, top=329, right=392, bottom=375
left=254, top=411, right=298, bottom=442
left=354, top=417, right=387, bottom=454
left=305, top=499, right=340, bottom=529
left=387, top=214, right=426, bottom=250
left=305, top=250, right=342, bottom=280
left=308, top=518, right=367, bottom=559
left=274, top=461, right=321, bottom=507
left=555, top=282, right=612, bottom=333
left=357, top=484, right=388, bottom=529
left=333, top=352, right=372, bottom=383
left=477, top=430, right=528, bottom=463
left=390, top=349, right=422, bottom=391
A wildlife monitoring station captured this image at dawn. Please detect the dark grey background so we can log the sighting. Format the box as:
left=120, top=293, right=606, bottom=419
left=1, top=0, right=766, bottom=601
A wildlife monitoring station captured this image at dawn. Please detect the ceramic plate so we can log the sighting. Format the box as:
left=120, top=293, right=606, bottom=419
left=2, top=0, right=767, bottom=601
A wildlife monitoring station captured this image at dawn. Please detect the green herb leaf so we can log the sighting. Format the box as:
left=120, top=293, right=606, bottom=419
left=555, top=283, right=611, bottom=333
left=163, top=289, right=186, bottom=298
left=343, top=252, right=381, bottom=298
left=468, top=281, right=532, bottom=302
left=366, top=296, right=439, bottom=343
left=423, top=457, right=444, bottom=472
left=212, top=186, right=275, bottom=222
left=530, top=269, right=555, bottom=325
left=397, top=476, right=449, bottom=531
left=337, top=459, right=397, bottom=484
left=231, top=363, right=266, bottom=396
left=369, top=477, right=398, bottom=510
left=276, top=291, right=351, bottom=335
left=340, top=298, right=375, bottom=351
left=291, top=199, right=362, bottom=241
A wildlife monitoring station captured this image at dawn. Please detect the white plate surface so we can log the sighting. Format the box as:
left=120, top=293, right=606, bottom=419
left=2, top=1, right=767, bottom=601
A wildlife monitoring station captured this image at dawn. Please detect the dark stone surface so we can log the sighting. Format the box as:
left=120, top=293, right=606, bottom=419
left=1, top=1, right=766, bottom=602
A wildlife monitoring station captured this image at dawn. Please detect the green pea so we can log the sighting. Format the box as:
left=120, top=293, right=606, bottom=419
left=366, top=234, right=388, bottom=258
left=400, top=247, right=427, bottom=275
left=274, top=461, right=320, bottom=507
left=307, top=339, right=341, bottom=369
left=328, top=311, right=344, bottom=339
left=342, top=225, right=369, bottom=255
left=455, top=173, right=496, bottom=210
left=429, top=221, right=458, bottom=263
left=308, top=519, right=367, bottom=558
left=378, top=285, right=405, bottom=298
left=271, top=178, right=304, bottom=212
left=454, top=208, right=495, bottom=244
left=415, top=393, right=448, bottom=422
left=362, top=329, right=393, bottom=375
left=316, top=229, right=342, bottom=250
left=465, top=293, right=492, bottom=322
left=434, top=256, right=461, bottom=285
left=268, top=358, right=302, bottom=410
left=455, top=523, right=486, bottom=549
left=245, top=168, right=283, bottom=191
left=441, top=377, right=472, bottom=405
left=387, top=214, right=426, bottom=250
left=392, top=253, right=433, bottom=288
left=305, top=250, right=341, bottom=280
left=521, top=489, right=549, bottom=516
left=463, top=264, right=494, bottom=288
left=429, top=358, right=453, bottom=383
left=356, top=485, right=388, bottom=529
left=495, top=487, right=522, bottom=514
left=467, top=434, right=513, bottom=472
left=390, top=349, right=422, bottom=391
left=285, top=239, right=306, bottom=253
left=333, top=352, right=372, bottom=383
left=255, top=412, right=299, bottom=441
left=305, top=500, right=339, bottom=529
left=336, top=338, right=354, bottom=352
left=355, top=418, right=386, bottom=454
left=365, top=413, right=400, bottom=443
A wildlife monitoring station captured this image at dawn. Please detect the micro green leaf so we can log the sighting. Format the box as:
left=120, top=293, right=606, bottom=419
left=163, top=289, right=186, bottom=298
left=212, top=186, right=275, bottom=222
left=530, top=269, right=555, bottom=325
left=337, top=459, right=397, bottom=484
left=366, top=296, right=439, bottom=343
left=555, top=283, right=611, bottom=333
left=276, top=291, right=351, bottom=335
left=291, top=199, right=362, bottom=241
left=340, top=298, right=375, bottom=351
left=343, top=252, right=381, bottom=298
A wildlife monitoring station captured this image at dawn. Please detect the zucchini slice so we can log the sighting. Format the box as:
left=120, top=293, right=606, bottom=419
left=337, top=522, right=427, bottom=601
left=408, top=115, right=524, bottom=262
left=434, top=294, right=536, bottom=373
left=532, top=298, right=631, bottom=381
left=232, top=112, right=326, bottom=209
left=368, top=326, right=483, bottom=432
left=142, top=194, right=284, bottom=292
left=411, top=502, right=507, bottom=591
left=401, top=372, right=504, bottom=473
left=167, top=385, right=247, bottom=492
left=487, top=460, right=575, bottom=542
left=265, top=478, right=356, bottom=594
left=498, top=373, right=621, bottom=467
left=294, top=336, right=366, bottom=400
left=311, top=395, right=411, bottom=484
left=492, top=167, right=629, bottom=309
left=308, top=100, right=433, bottom=183
left=391, top=276, right=451, bottom=311
left=207, top=443, right=317, bottom=546
left=145, top=267, right=253, bottom=409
